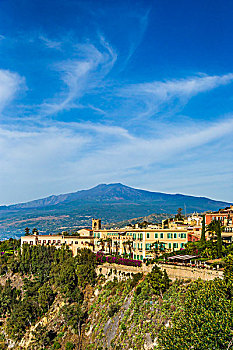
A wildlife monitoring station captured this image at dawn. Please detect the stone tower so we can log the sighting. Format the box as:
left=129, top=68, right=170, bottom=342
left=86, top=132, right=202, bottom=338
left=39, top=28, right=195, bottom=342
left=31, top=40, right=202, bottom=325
left=92, top=219, right=101, bottom=230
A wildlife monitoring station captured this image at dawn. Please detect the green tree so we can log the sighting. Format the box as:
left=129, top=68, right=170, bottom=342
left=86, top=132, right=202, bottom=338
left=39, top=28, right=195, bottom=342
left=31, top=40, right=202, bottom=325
left=65, top=342, right=75, bottom=350
left=158, top=279, right=233, bottom=350
left=24, top=227, right=30, bottom=236
left=207, top=219, right=223, bottom=257
left=32, top=228, right=39, bottom=235
left=147, top=265, right=170, bottom=297
left=63, top=303, right=85, bottom=336
left=200, top=215, right=206, bottom=243
left=175, top=208, right=183, bottom=220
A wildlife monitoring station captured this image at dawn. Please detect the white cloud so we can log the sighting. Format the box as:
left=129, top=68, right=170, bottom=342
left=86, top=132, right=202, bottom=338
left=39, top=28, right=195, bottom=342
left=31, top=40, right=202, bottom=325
left=39, top=35, right=62, bottom=50
left=40, top=38, right=117, bottom=115
left=0, top=69, right=25, bottom=113
left=0, top=115, right=233, bottom=204
left=119, top=73, right=233, bottom=118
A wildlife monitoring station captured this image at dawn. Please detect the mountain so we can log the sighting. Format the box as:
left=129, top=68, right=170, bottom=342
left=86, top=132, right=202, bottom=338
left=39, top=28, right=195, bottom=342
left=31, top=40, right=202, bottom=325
left=0, top=183, right=231, bottom=238
left=1, top=183, right=231, bottom=210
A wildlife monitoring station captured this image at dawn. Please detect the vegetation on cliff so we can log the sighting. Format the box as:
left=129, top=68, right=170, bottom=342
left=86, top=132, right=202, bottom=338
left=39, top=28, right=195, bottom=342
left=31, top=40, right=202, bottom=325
left=1, top=239, right=233, bottom=349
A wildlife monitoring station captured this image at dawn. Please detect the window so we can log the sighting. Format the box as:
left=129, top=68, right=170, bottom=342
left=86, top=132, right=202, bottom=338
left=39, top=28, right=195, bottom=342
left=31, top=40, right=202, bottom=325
left=146, top=243, right=150, bottom=250
left=173, top=233, right=177, bottom=239
left=167, top=233, right=173, bottom=239
left=160, top=233, right=164, bottom=239
left=97, top=233, right=100, bottom=238
left=168, top=243, right=172, bottom=249
left=173, top=243, right=178, bottom=248
left=133, top=233, right=136, bottom=240
left=154, top=233, right=158, bottom=239
left=140, top=255, right=143, bottom=261
left=146, top=233, right=150, bottom=239
left=75, top=241, right=78, bottom=244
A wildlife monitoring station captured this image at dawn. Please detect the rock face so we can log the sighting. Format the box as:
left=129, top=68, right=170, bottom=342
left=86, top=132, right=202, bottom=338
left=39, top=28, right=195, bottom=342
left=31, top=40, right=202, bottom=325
left=18, top=295, right=66, bottom=349
left=144, top=333, right=153, bottom=349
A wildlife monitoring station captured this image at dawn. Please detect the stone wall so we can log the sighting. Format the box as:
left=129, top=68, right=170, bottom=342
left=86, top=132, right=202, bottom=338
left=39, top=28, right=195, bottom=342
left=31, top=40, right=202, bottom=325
left=97, top=263, right=224, bottom=281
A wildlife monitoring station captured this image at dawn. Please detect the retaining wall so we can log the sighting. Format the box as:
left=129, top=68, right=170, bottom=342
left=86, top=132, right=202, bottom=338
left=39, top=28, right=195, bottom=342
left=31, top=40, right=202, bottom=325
left=97, top=263, right=224, bottom=281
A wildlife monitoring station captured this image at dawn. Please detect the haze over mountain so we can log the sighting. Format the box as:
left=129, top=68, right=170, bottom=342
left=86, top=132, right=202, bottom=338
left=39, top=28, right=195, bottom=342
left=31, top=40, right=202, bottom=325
left=0, top=183, right=231, bottom=239
left=1, top=183, right=231, bottom=211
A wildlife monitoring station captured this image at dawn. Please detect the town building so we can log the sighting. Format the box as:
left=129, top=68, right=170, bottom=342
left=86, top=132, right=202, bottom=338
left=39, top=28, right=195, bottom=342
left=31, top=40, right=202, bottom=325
left=205, top=205, right=233, bottom=242
left=21, top=216, right=200, bottom=260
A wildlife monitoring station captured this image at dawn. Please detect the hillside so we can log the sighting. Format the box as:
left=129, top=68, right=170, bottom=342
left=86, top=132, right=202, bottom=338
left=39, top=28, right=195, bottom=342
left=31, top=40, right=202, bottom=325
left=0, top=183, right=231, bottom=238
left=0, top=240, right=233, bottom=350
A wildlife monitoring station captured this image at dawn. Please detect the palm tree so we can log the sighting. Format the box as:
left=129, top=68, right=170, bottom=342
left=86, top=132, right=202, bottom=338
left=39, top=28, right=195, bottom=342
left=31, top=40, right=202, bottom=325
left=126, top=240, right=133, bottom=258
left=24, top=227, right=30, bottom=236
left=122, top=241, right=127, bottom=256
left=97, top=238, right=105, bottom=252
left=32, top=228, right=38, bottom=235
left=113, top=241, right=120, bottom=255
left=105, top=238, right=112, bottom=254
left=150, top=241, right=159, bottom=258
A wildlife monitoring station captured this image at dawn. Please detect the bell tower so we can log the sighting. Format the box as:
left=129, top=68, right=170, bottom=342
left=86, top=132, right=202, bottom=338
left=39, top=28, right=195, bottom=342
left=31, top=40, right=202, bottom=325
left=92, top=219, right=101, bottom=230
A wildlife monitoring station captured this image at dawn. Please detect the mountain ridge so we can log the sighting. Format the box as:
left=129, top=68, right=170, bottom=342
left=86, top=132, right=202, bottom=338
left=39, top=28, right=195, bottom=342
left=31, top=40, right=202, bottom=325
left=1, top=183, right=231, bottom=210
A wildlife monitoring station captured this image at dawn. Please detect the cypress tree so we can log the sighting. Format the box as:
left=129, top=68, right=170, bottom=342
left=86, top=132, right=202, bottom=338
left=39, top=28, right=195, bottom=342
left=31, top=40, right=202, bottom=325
left=216, top=221, right=222, bottom=258
left=201, top=215, right=206, bottom=243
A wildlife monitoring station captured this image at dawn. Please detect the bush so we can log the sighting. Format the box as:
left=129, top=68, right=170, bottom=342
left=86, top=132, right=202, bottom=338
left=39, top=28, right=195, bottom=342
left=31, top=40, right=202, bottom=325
left=108, top=303, right=120, bottom=317
left=65, top=342, right=75, bottom=350
left=120, top=323, right=127, bottom=331
left=96, top=252, right=142, bottom=267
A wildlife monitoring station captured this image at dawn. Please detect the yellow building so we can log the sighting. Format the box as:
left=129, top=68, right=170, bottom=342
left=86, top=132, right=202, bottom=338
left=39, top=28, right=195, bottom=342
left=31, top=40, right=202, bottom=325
left=21, top=217, right=198, bottom=260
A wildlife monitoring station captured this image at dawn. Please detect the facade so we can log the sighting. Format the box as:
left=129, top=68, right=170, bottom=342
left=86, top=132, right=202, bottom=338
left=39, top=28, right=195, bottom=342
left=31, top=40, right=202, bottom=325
left=21, top=233, right=95, bottom=256
left=205, top=205, right=233, bottom=226
left=93, top=227, right=189, bottom=260
left=21, top=217, right=200, bottom=260
left=205, top=205, right=233, bottom=242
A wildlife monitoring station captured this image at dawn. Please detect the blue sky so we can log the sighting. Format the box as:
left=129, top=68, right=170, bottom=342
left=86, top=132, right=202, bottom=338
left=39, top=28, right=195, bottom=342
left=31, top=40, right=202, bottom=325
left=0, top=0, right=233, bottom=204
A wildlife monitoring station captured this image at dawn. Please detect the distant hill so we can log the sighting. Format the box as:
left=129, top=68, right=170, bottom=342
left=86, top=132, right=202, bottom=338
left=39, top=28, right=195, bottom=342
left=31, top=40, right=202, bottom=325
left=0, top=183, right=231, bottom=238
left=1, top=183, right=231, bottom=211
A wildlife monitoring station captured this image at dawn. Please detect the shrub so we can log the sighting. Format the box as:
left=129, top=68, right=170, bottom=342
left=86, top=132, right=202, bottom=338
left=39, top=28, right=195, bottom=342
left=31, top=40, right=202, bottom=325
left=65, top=342, right=75, bottom=350
left=108, top=303, right=120, bottom=317
left=96, top=252, right=142, bottom=267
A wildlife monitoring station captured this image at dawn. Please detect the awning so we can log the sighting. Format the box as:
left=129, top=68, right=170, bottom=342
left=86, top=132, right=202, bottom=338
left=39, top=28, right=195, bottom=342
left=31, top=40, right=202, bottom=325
left=168, top=255, right=198, bottom=261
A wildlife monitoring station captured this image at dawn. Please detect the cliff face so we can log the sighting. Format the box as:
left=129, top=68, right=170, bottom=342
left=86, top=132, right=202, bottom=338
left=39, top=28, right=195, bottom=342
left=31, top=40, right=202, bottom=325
left=0, top=270, right=181, bottom=350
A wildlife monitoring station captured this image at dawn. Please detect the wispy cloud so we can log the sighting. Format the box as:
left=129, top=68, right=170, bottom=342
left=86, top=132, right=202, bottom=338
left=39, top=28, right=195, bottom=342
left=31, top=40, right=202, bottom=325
left=40, top=37, right=117, bottom=116
left=1, top=114, right=232, bottom=204
left=121, top=9, right=150, bottom=70
left=39, top=35, right=62, bottom=50
left=119, top=73, right=233, bottom=118
left=0, top=69, right=25, bottom=114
